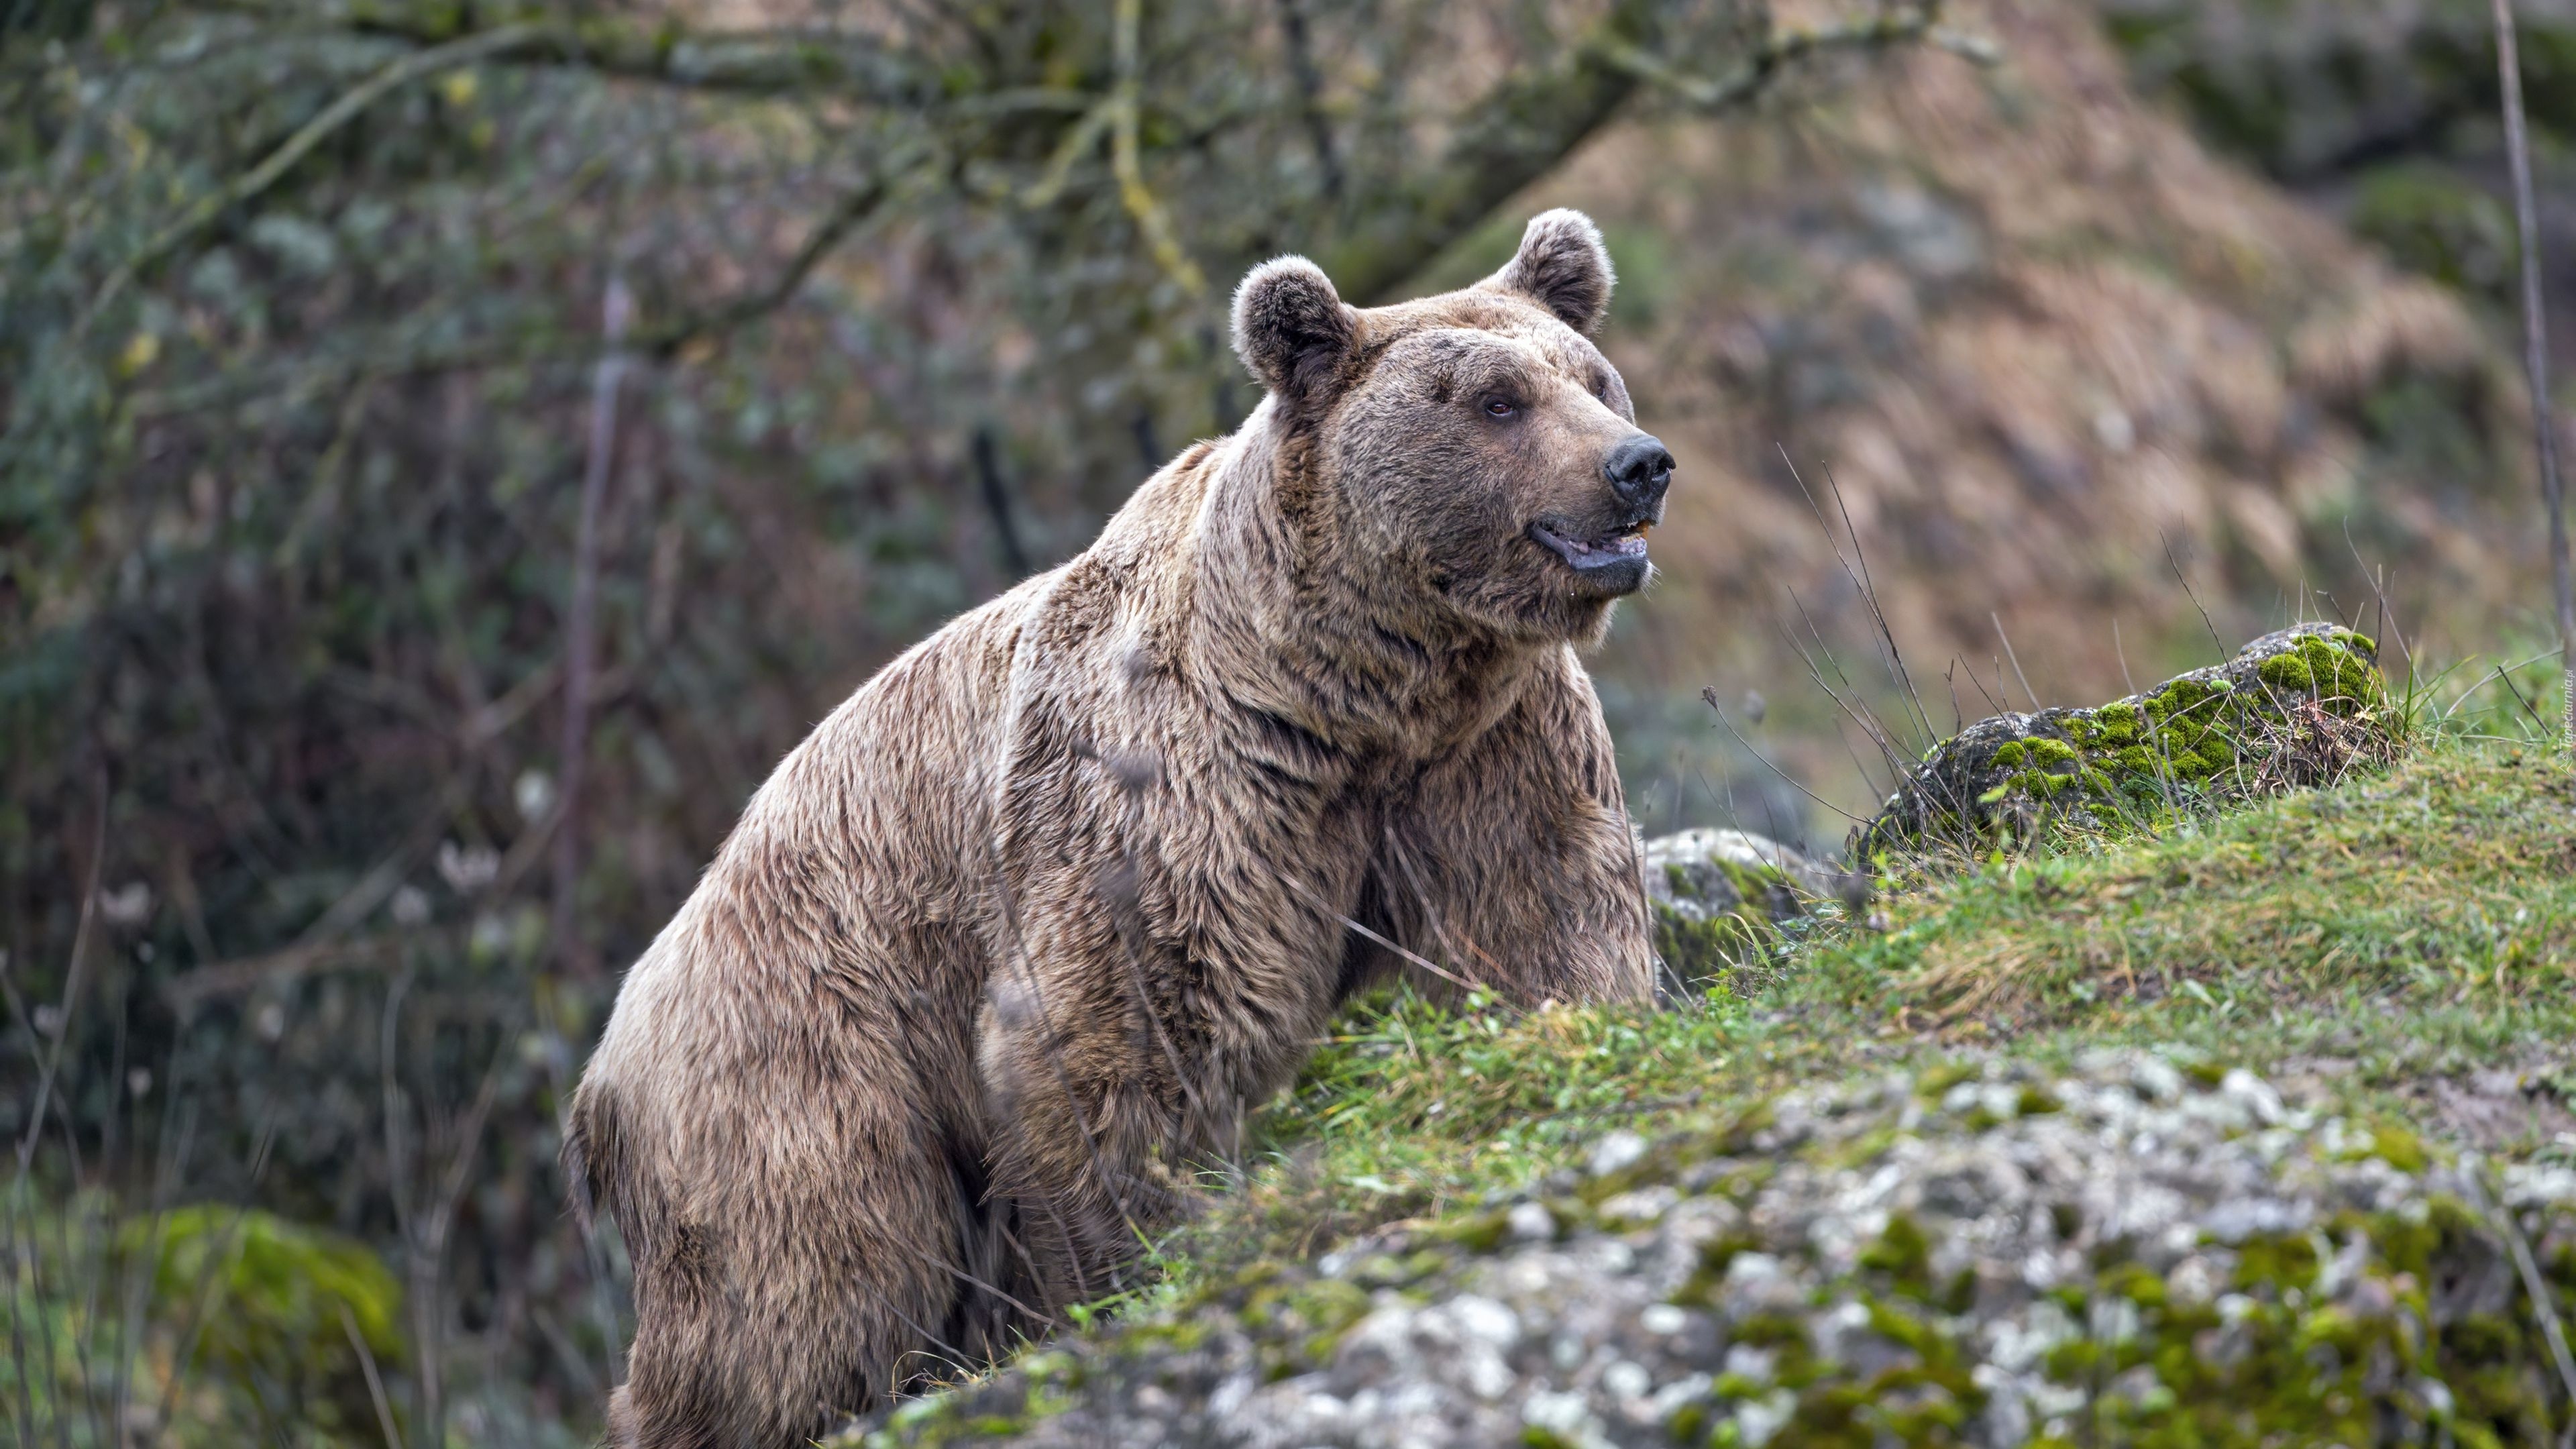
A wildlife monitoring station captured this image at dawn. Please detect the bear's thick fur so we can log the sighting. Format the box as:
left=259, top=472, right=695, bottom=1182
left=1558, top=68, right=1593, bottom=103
left=566, top=210, right=1672, bottom=1448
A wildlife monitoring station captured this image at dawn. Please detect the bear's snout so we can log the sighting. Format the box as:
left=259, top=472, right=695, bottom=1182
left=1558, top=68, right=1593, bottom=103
left=1601, top=433, right=1674, bottom=517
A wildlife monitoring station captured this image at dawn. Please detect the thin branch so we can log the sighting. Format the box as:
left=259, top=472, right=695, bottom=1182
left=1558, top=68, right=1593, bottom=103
left=1600, top=2, right=1994, bottom=113
left=1992, top=612, right=2038, bottom=711
left=80, top=23, right=547, bottom=335
left=2462, top=1157, right=2576, bottom=1437
left=1276, top=0, right=1346, bottom=204
left=211, top=0, right=936, bottom=103
left=2343, top=520, right=2416, bottom=688
left=1109, top=0, right=1207, bottom=298
left=1277, top=872, right=1483, bottom=996
left=13, top=775, right=105, bottom=1177
left=1700, top=687, right=1872, bottom=827
left=973, top=427, right=1036, bottom=578
left=1777, top=444, right=1937, bottom=750
left=644, top=174, right=896, bottom=360
left=2161, top=531, right=2228, bottom=658
left=553, top=273, right=633, bottom=983
left=1316, top=1, right=1972, bottom=303
left=339, top=1303, right=405, bottom=1449
left=2493, top=0, right=2576, bottom=749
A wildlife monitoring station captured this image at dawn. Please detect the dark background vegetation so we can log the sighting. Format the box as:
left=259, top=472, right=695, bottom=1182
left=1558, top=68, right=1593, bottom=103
left=3, top=0, right=2571, bottom=1443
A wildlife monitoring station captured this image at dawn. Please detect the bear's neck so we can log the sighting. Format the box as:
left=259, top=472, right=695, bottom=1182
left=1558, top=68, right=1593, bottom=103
left=1187, top=410, right=1540, bottom=766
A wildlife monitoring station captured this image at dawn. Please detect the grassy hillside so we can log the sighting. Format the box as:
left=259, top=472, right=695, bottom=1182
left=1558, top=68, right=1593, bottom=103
left=1223, top=736, right=2575, bottom=1267
left=841, top=722, right=2576, bottom=1446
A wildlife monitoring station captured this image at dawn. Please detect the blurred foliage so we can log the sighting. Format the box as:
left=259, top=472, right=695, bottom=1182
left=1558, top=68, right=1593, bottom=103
left=136, top=1205, right=409, bottom=1442
left=0, top=0, right=1953, bottom=1439
left=2098, top=0, right=2576, bottom=336
left=2350, top=161, right=2521, bottom=299
left=2098, top=0, right=2576, bottom=179
left=6, top=1192, right=405, bottom=1445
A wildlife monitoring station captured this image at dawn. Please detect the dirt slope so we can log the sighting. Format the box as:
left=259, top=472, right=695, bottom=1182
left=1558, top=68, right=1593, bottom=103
left=1454, top=0, right=2554, bottom=839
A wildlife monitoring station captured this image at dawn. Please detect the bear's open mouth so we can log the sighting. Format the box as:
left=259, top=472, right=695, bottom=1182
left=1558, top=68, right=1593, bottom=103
left=1529, top=522, right=1651, bottom=572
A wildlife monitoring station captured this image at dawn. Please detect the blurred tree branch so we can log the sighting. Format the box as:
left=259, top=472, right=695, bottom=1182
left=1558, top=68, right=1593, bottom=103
left=642, top=172, right=900, bottom=361
left=1307, top=0, right=1978, bottom=302
left=98, top=0, right=1980, bottom=424
left=208, top=0, right=941, bottom=101
left=120, top=170, right=901, bottom=419
left=79, top=19, right=546, bottom=334
left=216, top=0, right=1977, bottom=313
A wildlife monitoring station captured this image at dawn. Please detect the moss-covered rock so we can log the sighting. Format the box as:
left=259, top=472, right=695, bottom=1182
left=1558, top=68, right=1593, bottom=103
left=1639, top=829, right=1835, bottom=994
left=1850, top=624, right=2397, bottom=865
left=828, top=1053, right=2576, bottom=1448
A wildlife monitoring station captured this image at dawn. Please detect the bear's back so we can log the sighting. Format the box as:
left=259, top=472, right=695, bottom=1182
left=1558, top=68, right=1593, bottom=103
left=582, top=439, right=1232, bottom=1122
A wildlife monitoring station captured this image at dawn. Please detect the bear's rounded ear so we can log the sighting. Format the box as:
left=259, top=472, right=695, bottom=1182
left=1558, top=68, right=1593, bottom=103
left=1231, top=256, right=1357, bottom=409
left=1482, top=209, right=1616, bottom=334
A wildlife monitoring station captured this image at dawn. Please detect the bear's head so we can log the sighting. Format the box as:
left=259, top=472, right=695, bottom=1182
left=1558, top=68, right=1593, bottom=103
left=1231, top=209, right=1674, bottom=646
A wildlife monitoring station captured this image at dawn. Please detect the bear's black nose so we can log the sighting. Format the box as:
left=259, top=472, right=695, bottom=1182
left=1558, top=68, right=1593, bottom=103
left=1603, top=433, right=1674, bottom=511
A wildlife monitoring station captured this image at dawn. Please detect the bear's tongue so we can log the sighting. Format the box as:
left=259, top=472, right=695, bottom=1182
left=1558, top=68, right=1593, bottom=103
left=1533, top=523, right=1648, bottom=570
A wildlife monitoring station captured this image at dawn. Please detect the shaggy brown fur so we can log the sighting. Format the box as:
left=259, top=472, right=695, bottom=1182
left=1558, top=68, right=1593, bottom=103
left=566, top=210, right=1671, bottom=1448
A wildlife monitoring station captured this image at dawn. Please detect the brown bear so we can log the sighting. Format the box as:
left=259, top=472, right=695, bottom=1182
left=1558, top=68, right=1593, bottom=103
left=565, top=209, right=1672, bottom=1448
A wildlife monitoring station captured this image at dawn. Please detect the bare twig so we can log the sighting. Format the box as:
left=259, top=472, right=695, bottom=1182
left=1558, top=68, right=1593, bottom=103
left=2161, top=532, right=2228, bottom=658
left=2492, top=651, right=2559, bottom=737
left=153, top=1120, right=280, bottom=1438
left=1275, top=0, right=1346, bottom=203
left=1700, top=688, right=1871, bottom=826
left=80, top=23, right=544, bottom=335
left=2461, top=1157, right=2576, bottom=1438
left=2493, top=0, right=2576, bottom=749
left=1599, top=2, right=1996, bottom=113
left=380, top=972, right=437, bottom=1442
left=14, top=774, right=105, bottom=1177
left=1379, top=825, right=1478, bottom=990
left=1992, top=612, right=2037, bottom=712
left=1779, top=447, right=1935, bottom=751
left=973, top=427, right=1036, bottom=578
left=340, top=1302, right=406, bottom=1449
left=2344, top=524, right=2416, bottom=689
left=209, top=0, right=934, bottom=103
left=553, top=274, right=633, bottom=981
left=645, top=175, right=896, bottom=362
left=1278, top=872, right=1483, bottom=996
left=1110, top=0, right=1208, bottom=298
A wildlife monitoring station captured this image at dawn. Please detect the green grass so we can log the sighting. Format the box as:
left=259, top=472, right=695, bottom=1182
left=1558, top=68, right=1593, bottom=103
left=1815, top=739, right=2576, bottom=1028
left=1179, top=734, right=2576, bottom=1283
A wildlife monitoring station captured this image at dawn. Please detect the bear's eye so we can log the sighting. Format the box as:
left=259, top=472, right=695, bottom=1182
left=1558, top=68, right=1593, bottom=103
left=1481, top=396, right=1518, bottom=419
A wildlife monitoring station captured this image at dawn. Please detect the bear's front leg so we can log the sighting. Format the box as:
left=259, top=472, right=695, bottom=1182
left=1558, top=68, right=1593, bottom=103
left=972, top=947, right=1183, bottom=1311
left=1379, top=648, right=1659, bottom=1006
left=971, top=861, right=1342, bottom=1313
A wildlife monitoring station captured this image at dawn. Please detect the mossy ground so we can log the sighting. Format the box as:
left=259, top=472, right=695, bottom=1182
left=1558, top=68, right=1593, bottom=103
left=1173, top=731, right=2575, bottom=1297
left=837, top=702, right=2576, bottom=1446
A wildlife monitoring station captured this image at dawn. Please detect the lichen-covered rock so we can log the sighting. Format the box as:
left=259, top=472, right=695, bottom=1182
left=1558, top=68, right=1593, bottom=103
left=1851, top=624, right=2396, bottom=865
left=1638, top=830, right=1835, bottom=992
left=830, top=1053, right=2575, bottom=1448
